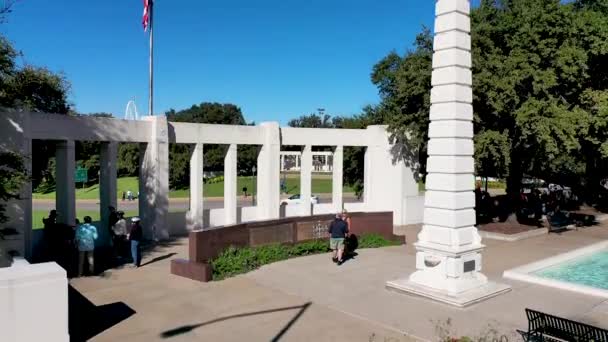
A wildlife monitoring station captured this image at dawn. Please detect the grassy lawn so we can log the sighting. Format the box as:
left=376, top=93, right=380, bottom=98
left=33, top=176, right=355, bottom=200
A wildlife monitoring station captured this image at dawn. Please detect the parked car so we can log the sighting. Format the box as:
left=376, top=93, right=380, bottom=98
left=281, top=194, right=319, bottom=205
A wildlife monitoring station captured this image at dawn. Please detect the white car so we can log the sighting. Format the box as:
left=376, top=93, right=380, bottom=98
left=281, top=194, right=319, bottom=205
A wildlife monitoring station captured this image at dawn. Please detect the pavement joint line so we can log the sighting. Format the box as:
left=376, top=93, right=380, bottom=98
left=322, top=303, right=429, bottom=342
left=246, top=277, right=427, bottom=341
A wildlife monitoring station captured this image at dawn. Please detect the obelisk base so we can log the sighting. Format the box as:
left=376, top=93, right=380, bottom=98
left=386, top=243, right=511, bottom=307
left=386, top=278, right=511, bottom=308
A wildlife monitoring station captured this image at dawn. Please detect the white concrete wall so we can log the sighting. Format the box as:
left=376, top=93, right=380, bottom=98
left=30, top=113, right=151, bottom=142
left=280, top=127, right=370, bottom=147
left=0, top=260, right=69, bottom=342
left=283, top=204, right=302, bottom=218
left=240, top=206, right=258, bottom=222
left=209, top=208, right=225, bottom=227
left=344, top=202, right=367, bottom=213
left=312, top=203, right=336, bottom=216
left=405, top=195, right=425, bottom=225
left=169, top=122, right=265, bottom=145
left=0, top=112, right=423, bottom=262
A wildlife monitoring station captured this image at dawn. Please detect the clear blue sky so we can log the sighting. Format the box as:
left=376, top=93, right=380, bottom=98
left=3, top=0, right=437, bottom=124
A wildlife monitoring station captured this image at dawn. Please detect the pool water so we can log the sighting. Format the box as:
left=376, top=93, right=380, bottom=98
left=534, top=250, right=608, bottom=290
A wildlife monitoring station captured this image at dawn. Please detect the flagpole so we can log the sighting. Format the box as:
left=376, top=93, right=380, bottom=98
left=148, top=0, right=154, bottom=116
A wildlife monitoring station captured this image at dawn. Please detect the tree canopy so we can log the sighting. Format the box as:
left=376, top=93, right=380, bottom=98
left=372, top=0, right=608, bottom=200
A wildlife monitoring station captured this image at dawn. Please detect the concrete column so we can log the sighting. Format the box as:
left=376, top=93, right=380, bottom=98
left=224, top=144, right=237, bottom=225
left=332, top=145, right=343, bottom=212
left=139, top=116, right=169, bottom=240
left=300, top=145, right=312, bottom=216
left=363, top=146, right=372, bottom=205
left=187, top=143, right=204, bottom=230
left=99, top=142, right=117, bottom=247
left=55, top=140, right=75, bottom=227
left=256, top=122, right=281, bottom=220
left=387, top=0, right=509, bottom=307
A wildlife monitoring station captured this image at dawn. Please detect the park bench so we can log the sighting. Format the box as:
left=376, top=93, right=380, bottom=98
left=519, top=308, right=608, bottom=341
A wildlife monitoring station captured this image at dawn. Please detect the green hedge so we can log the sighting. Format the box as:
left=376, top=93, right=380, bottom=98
left=211, top=234, right=401, bottom=280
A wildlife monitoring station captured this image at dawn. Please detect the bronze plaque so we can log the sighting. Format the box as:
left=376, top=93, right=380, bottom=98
left=464, top=260, right=476, bottom=273
left=249, top=224, right=293, bottom=246
left=296, top=220, right=331, bottom=241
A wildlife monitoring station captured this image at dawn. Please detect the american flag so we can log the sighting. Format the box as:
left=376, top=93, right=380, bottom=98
left=142, top=0, right=151, bottom=31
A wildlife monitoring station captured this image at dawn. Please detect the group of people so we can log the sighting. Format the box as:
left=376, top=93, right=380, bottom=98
left=108, top=207, right=143, bottom=268
left=42, top=207, right=144, bottom=277
left=121, top=190, right=138, bottom=201
left=474, top=181, right=576, bottom=225
left=328, top=211, right=354, bottom=266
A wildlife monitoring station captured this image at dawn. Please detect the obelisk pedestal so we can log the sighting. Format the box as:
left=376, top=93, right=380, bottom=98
left=386, top=0, right=510, bottom=307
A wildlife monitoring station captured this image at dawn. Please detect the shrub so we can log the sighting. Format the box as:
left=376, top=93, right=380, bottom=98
left=210, top=234, right=401, bottom=280
left=358, top=233, right=401, bottom=248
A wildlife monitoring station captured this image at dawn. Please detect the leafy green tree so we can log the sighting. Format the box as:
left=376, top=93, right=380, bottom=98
left=0, top=34, right=71, bottom=191
left=372, top=0, right=608, bottom=201
left=117, top=143, right=140, bottom=177
left=0, top=152, right=28, bottom=224
left=371, top=29, right=432, bottom=183
left=287, top=113, right=333, bottom=128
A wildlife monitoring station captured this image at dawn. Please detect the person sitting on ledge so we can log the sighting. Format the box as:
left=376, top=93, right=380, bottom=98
left=328, top=213, right=349, bottom=266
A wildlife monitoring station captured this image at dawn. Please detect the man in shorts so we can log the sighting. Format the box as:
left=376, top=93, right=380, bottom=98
left=328, top=213, right=349, bottom=265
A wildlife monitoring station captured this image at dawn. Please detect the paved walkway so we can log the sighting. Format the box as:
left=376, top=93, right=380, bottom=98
left=70, top=224, right=608, bottom=341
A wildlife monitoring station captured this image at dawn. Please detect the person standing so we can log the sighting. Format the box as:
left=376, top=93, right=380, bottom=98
left=128, top=217, right=143, bottom=267
left=112, top=211, right=128, bottom=259
left=75, top=216, right=98, bottom=277
left=328, top=213, right=349, bottom=265
left=42, top=210, right=58, bottom=262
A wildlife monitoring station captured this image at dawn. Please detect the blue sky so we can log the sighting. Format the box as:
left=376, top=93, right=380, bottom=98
left=3, top=0, right=437, bottom=124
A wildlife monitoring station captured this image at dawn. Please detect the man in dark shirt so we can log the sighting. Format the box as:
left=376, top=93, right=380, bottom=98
left=128, top=217, right=143, bottom=267
left=328, top=213, right=349, bottom=265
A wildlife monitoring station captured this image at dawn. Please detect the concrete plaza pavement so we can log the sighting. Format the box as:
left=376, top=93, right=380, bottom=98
left=70, top=239, right=414, bottom=342
left=70, top=223, right=608, bottom=341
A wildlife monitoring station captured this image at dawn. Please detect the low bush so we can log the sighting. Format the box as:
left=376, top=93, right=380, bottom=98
left=211, top=234, right=400, bottom=280
left=205, top=175, right=225, bottom=184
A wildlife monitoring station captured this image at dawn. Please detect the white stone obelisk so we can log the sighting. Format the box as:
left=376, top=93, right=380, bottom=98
left=386, top=0, right=510, bottom=307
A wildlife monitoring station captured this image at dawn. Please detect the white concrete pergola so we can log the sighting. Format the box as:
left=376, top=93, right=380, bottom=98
left=386, top=0, right=510, bottom=307
left=0, top=115, right=422, bottom=261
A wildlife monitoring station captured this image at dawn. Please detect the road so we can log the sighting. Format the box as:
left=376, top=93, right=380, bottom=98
left=32, top=194, right=361, bottom=212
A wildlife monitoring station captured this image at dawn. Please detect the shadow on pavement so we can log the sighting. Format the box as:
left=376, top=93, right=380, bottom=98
left=69, top=285, right=136, bottom=341
left=140, top=252, right=177, bottom=267
left=160, top=302, right=312, bottom=340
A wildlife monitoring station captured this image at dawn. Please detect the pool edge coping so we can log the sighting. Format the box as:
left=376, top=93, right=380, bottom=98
left=503, top=240, right=608, bottom=299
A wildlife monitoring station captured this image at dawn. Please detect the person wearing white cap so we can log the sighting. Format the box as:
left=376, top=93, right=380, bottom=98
left=128, top=217, right=143, bottom=267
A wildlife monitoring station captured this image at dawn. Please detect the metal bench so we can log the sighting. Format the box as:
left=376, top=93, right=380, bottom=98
left=519, top=308, right=608, bottom=341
